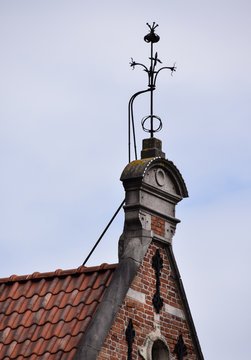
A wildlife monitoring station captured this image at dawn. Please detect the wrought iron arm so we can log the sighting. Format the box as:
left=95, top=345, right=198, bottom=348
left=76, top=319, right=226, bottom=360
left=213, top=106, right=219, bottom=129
left=153, top=65, right=176, bottom=86
left=130, top=58, right=149, bottom=73
left=128, top=88, right=151, bottom=163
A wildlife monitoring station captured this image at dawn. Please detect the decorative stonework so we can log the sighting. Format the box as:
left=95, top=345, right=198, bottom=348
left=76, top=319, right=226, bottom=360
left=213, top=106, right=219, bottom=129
left=155, top=168, right=166, bottom=186
left=120, top=157, right=188, bottom=253
left=165, top=222, right=176, bottom=243
left=144, top=166, right=177, bottom=195
left=165, top=304, right=185, bottom=319
left=127, top=288, right=146, bottom=304
left=139, top=328, right=171, bottom=360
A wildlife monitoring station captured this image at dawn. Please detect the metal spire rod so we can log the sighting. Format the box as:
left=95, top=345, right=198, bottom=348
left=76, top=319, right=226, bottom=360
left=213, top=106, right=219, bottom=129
left=82, top=199, right=125, bottom=266
left=128, top=22, right=176, bottom=162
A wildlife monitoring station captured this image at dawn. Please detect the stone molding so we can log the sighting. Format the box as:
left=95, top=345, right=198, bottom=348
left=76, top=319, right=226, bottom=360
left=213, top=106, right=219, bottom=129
left=126, top=288, right=146, bottom=304
left=165, top=304, right=185, bottom=319
left=139, top=327, right=173, bottom=360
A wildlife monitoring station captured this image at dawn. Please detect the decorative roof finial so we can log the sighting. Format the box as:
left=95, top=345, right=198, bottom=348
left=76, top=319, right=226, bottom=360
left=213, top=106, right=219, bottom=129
left=128, top=23, right=176, bottom=162
left=144, top=22, right=160, bottom=43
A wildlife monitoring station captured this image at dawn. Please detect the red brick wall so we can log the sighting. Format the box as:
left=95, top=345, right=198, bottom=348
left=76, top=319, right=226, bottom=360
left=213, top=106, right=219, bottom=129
left=97, top=216, right=198, bottom=360
left=151, top=216, right=165, bottom=237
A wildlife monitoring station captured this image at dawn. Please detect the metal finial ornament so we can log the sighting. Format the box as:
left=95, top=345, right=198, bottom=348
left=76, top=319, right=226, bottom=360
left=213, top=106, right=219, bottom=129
left=174, top=334, right=188, bottom=360
left=144, top=22, right=160, bottom=43
left=125, top=319, right=135, bottom=360
left=128, top=22, right=176, bottom=163
left=152, top=248, right=164, bottom=313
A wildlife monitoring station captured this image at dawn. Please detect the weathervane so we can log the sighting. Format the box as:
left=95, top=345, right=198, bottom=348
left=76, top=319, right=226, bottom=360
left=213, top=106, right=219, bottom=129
left=128, top=22, right=176, bottom=162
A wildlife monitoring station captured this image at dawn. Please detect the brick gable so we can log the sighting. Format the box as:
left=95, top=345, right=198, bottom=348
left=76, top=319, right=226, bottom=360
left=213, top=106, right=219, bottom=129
left=97, top=234, right=198, bottom=359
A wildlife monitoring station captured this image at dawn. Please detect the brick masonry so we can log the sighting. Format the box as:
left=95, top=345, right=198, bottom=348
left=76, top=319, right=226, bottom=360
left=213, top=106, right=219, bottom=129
left=151, top=215, right=165, bottom=237
left=97, top=216, right=198, bottom=360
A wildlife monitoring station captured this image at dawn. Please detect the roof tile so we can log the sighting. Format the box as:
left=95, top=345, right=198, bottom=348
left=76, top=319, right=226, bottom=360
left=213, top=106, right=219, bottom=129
left=0, top=263, right=116, bottom=359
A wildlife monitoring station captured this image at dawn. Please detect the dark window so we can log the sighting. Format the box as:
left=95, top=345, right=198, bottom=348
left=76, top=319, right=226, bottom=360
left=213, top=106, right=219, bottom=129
left=152, top=340, right=169, bottom=360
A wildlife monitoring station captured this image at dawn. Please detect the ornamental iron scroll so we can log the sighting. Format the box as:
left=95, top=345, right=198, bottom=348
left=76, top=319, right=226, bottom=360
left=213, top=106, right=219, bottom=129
left=128, top=22, right=176, bottom=162
left=152, top=248, right=163, bottom=313
left=125, top=318, right=135, bottom=360
left=174, top=334, right=187, bottom=360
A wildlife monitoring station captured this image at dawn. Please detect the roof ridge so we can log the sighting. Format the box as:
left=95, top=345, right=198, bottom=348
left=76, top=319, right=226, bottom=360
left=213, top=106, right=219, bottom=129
left=0, top=263, right=117, bottom=283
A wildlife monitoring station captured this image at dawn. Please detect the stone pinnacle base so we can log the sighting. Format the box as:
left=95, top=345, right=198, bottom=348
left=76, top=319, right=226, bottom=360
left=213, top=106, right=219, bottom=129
left=141, top=138, right=165, bottom=159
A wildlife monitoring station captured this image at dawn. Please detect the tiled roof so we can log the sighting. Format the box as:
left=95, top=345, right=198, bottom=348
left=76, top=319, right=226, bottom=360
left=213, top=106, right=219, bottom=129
left=0, top=263, right=117, bottom=359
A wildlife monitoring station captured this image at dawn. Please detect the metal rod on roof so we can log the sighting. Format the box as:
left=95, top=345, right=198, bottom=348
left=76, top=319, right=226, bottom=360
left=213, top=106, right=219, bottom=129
left=129, top=22, right=176, bottom=144
left=82, top=199, right=125, bottom=266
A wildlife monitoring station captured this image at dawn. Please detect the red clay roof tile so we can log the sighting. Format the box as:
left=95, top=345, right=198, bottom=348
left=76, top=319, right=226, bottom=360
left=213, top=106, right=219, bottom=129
left=0, top=263, right=117, bottom=359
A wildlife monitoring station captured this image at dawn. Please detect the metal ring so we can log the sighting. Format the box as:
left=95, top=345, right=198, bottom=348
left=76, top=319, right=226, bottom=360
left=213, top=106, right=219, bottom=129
left=141, top=115, right=163, bottom=133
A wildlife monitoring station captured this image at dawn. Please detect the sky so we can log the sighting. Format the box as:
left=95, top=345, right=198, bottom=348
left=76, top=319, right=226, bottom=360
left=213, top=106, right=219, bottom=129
left=0, top=1, right=250, bottom=359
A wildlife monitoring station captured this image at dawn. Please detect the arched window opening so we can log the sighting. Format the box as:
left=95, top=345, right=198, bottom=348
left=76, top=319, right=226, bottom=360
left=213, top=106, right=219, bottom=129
left=152, top=340, right=170, bottom=360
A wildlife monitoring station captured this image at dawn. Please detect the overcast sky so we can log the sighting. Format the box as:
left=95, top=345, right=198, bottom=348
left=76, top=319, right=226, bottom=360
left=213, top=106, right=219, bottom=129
left=0, top=1, right=251, bottom=359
